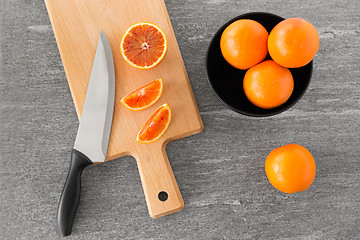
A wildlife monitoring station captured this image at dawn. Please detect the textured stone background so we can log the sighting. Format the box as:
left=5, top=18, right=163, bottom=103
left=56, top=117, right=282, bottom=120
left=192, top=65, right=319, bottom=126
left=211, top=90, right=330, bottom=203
left=1, top=0, right=360, bottom=239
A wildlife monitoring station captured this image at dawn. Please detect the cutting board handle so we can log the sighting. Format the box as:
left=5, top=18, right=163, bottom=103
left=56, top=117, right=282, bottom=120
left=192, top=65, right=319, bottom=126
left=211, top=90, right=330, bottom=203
left=134, top=146, right=184, bottom=218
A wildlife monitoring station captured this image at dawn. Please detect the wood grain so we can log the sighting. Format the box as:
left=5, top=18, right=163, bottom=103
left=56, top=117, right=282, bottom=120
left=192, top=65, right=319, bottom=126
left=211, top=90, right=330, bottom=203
left=44, top=0, right=203, bottom=218
left=44, top=0, right=203, bottom=159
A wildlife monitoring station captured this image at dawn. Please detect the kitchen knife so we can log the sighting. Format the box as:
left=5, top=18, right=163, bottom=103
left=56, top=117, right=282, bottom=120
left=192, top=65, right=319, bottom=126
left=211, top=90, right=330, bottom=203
left=57, top=31, right=115, bottom=237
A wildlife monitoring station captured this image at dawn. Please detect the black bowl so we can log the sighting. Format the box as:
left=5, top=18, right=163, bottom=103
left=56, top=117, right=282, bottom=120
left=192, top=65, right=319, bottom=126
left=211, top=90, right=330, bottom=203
left=206, top=12, right=312, bottom=117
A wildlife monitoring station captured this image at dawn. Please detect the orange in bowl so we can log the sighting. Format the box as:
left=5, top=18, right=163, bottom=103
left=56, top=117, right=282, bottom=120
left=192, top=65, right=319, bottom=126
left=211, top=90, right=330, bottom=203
left=220, top=19, right=268, bottom=70
left=268, top=18, right=319, bottom=68
left=265, top=143, right=316, bottom=194
left=243, top=60, right=294, bottom=109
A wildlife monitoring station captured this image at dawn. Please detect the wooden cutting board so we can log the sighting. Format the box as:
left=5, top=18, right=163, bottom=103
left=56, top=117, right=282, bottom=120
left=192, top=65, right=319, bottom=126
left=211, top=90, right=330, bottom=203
left=45, top=0, right=203, bottom=218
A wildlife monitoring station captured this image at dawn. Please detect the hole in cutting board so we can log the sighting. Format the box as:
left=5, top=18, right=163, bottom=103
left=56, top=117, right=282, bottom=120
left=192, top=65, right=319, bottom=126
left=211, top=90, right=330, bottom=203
left=158, top=191, right=168, bottom=201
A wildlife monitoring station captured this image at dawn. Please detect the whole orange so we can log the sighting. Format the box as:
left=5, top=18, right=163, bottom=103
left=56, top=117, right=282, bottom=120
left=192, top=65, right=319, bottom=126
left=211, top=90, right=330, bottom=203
left=268, top=18, right=319, bottom=68
left=220, top=19, right=268, bottom=70
left=265, top=144, right=316, bottom=194
left=243, top=60, right=294, bottom=109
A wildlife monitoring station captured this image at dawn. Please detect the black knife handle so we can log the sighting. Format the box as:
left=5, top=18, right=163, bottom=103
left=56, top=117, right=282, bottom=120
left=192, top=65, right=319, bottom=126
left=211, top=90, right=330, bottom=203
left=57, top=149, right=92, bottom=237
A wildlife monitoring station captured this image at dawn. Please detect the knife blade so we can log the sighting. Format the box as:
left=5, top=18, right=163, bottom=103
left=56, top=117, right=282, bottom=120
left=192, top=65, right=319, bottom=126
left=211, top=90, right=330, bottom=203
left=57, top=31, right=115, bottom=237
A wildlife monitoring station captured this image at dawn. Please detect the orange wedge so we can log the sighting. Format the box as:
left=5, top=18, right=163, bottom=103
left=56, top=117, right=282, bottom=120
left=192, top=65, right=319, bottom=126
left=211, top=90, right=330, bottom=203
left=120, top=79, right=163, bottom=111
left=137, top=103, right=172, bottom=144
left=120, top=22, right=167, bottom=69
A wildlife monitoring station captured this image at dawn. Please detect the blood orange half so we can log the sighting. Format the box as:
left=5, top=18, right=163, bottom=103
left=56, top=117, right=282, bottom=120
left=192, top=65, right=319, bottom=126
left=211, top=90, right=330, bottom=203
left=137, top=103, right=172, bottom=144
left=121, top=79, right=164, bottom=111
left=120, top=22, right=168, bottom=69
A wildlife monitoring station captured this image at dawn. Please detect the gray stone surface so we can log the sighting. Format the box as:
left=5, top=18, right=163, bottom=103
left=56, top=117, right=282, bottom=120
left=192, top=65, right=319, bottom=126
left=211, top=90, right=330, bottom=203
left=1, top=0, right=360, bottom=239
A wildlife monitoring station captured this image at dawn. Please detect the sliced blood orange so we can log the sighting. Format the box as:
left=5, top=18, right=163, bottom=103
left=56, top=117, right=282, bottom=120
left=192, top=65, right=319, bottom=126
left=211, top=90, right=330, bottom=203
left=121, top=79, right=163, bottom=111
left=120, top=22, right=168, bottom=69
left=137, top=103, right=172, bottom=144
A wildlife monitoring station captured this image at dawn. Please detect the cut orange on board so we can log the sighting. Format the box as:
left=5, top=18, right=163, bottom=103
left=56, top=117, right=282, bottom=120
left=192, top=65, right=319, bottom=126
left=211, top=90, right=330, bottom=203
left=120, top=22, right=168, bottom=69
left=137, top=103, right=172, bottom=144
left=121, top=79, right=164, bottom=111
